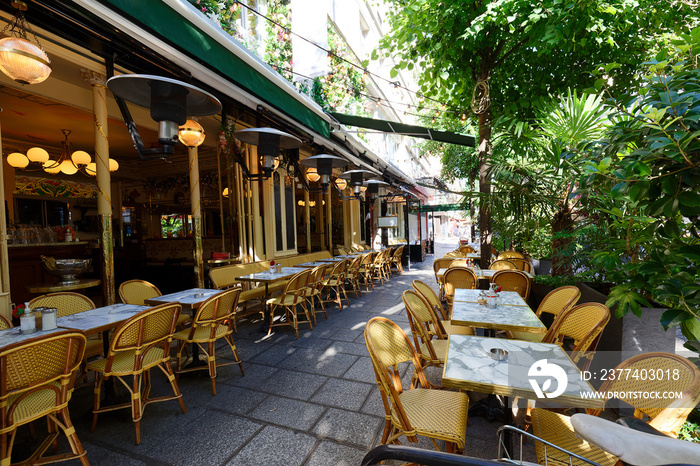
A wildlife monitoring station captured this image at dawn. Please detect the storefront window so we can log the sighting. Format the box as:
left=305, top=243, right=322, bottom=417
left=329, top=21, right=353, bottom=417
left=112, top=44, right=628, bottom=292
left=160, top=214, right=191, bottom=238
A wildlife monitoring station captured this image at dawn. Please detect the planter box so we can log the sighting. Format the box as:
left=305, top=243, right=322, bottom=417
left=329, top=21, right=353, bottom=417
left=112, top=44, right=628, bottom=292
left=531, top=259, right=552, bottom=275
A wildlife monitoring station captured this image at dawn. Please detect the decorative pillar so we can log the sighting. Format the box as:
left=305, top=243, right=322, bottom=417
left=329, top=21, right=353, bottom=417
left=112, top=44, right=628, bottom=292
left=304, top=189, right=311, bottom=252
left=188, top=146, right=204, bottom=287
left=325, top=189, right=332, bottom=251
left=0, top=118, right=11, bottom=320
left=83, top=69, right=115, bottom=305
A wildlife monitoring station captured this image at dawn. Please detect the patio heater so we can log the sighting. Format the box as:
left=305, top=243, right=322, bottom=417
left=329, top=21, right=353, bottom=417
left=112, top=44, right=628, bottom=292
left=339, top=169, right=377, bottom=197
left=234, top=127, right=302, bottom=180
left=107, top=75, right=221, bottom=160
left=299, top=154, right=348, bottom=192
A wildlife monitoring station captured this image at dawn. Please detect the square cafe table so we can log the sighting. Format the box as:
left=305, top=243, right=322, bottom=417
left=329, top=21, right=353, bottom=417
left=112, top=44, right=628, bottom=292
left=144, top=288, right=222, bottom=310
left=0, top=326, right=65, bottom=349
left=296, top=260, right=334, bottom=268
left=437, top=267, right=533, bottom=281
left=57, top=303, right=150, bottom=356
left=442, top=334, right=603, bottom=410
left=451, top=300, right=545, bottom=334
left=454, top=289, right=528, bottom=306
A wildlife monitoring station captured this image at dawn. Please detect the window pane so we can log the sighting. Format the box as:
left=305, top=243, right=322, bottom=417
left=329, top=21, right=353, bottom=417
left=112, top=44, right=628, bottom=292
left=285, top=174, right=295, bottom=249
left=274, top=172, right=283, bottom=250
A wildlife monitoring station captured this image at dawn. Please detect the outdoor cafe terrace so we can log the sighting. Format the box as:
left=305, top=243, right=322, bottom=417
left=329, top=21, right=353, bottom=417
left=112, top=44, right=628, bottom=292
left=1, top=240, right=697, bottom=466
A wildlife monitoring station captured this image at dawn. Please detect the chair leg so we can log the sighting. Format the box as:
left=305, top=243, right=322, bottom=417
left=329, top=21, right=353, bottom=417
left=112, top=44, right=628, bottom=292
left=131, top=374, right=142, bottom=445
left=91, top=373, right=104, bottom=432
left=224, top=334, right=245, bottom=377
left=208, top=341, right=217, bottom=396
left=56, top=408, right=90, bottom=465
left=163, top=360, right=187, bottom=415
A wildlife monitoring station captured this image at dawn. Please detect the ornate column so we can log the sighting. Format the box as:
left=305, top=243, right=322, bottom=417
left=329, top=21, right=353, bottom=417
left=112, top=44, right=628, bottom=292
left=83, top=69, right=115, bottom=304
left=188, top=145, right=204, bottom=288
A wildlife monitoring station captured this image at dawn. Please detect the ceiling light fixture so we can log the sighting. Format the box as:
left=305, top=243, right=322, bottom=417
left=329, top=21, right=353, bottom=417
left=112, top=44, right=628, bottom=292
left=0, top=1, right=51, bottom=85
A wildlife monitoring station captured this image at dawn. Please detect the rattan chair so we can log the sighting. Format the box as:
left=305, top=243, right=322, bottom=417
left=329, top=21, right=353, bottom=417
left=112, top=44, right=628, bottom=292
left=304, top=264, right=328, bottom=323
left=376, top=248, right=393, bottom=281
left=458, top=245, right=475, bottom=254
left=507, top=257, right=533, bottom=273
left=323, top=259, right=350, bottom=310
left=364, top=317, right=468, bottom=453
left=443, top=267, right=478, bottom=314
left=389, top=245, right=405, bottom=275
left=0, top=330, right=89, bottom=465
left=532, top=352, right=700, bottom=466
left=489, top=259, right=517, bottom=270
left=173, top=288, right=244, bottom=395
left=498, top=250, right=525, bottom=260
left=543, top=302, right=610, bottom=371
left=119, top=279, right=191, bottom=330
left=433, top=258, right=454, bottom=301
left=359, top=251, right=379, bottom=291
left=29, top=292, right=102, bottom=359
left=491, top=269, right=531, bottom=301
left=0, top=314, right=12, bottom=329
left=87, top=302, right=186, bottom=445
left=507, top=285, right=581, bottom=342
left=448, top=259, right=469, bottom=268
left=269, top=269, right=313, bottom=338
left=402, top=290, right=447, bottom=378
left=344, top=254, right=363, bottom=300
left=411, top=280, right=447, bottom=321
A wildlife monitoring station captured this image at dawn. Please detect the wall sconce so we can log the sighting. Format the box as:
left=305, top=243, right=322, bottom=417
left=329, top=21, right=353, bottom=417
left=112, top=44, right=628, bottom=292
left=300, top=154, right=348, bottom=192
left=222, top=187, right=229, bottom=198
left=178, top=119, right=206, bottom=147
left=0, top=1, right=51, bottom=85
left=234, top=127, right=302, bottom=180
left=107, top=74, right=221, bottom=159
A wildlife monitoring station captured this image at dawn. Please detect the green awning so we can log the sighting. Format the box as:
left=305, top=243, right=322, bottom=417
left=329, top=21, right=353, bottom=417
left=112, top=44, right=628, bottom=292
left=329, top=112, right=475, bottom=147
left=103, top=0, right=330, bottom=138
left=419, top=204, right=465, bottom=212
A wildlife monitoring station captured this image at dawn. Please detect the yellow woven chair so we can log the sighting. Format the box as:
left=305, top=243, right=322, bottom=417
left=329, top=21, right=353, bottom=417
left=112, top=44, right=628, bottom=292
left=443, top=251, right=464, bottom=259
left=359, top=251, right=378, bottom=292
left=375, top=248, right=393, bottom=281
left=532, top=352, right=700, bottom=466
left=498, top=250, right=525, bottom=260
left=411, top=280, right=473, bottom=336
left=304, top=264, right=328, bottom=323
left=389, top=245, right=405, bottom=275
left=411, top=279, right=447, bottom=321
left=173, top=288, right=244, bottom=395
left=458, top=245, right=475, bottom=254
left=491, top=269, right=531, bottom=301
left=489, top=259, right=517, bottom=270
left=507, top=257, right=533, bottom=273
left=269, top=269, right=313, bottom=338
left=543, top=302, right=610, bottom=371
left=507, top=285, right=581, bottom=342
left=119, top=279, right=191, bottom=331
left=402, top=290, right=447, bottom=378
left=344, top=254, right=363, bottom=300
left=88, top=302, right=187, bottom=445
left=443, top=267, right=478, bottom=315
left=433, top=258, right=454, bottom=301
left=323, top=259, right=350, bottom=310
left=364, top=317, right=468, bottom=453
left=448, top=259, right=469, bottom=268
left=29, top=292, right=102, bottom=359
left=0, top=315, right=12, bottom=330
left=0, top=330, right=89, bottom=465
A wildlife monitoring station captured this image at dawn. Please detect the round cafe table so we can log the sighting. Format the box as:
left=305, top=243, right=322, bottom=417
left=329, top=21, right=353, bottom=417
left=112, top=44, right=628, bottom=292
left=26, top=278, right=102, bottom=294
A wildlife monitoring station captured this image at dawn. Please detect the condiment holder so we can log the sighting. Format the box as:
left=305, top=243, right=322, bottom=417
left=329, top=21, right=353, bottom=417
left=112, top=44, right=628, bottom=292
left=275, top=264, right=282, bottom=273
left=490, top=348, right=508, bottom=361
left=41, top=307, right=58, bottom=330
left=194, top=292, right=205, bottom=298
left=19, top=313, right=36, bottom=335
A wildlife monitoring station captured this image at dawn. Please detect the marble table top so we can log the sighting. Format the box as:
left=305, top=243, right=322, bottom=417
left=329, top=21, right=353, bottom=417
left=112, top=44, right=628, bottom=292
left=0, top=327, right=64, bottom=349
left=296, top=261, right=334, bottom=268
left=57, top=303, right=149, bottom=333
left=145, top=288, right=222, bottom=309
left=442, top=335, right=603, bottom=409
left=465, top=253, right=480, bottom=259
left=316, top=258, right=343, bottom=263
left=451, top=301, right=545, bottom=333
left=437, top=267, right=533, bottom=280
left=454, top=289, right=528, bottom=306
left=236, top=267, right=308, bottom=283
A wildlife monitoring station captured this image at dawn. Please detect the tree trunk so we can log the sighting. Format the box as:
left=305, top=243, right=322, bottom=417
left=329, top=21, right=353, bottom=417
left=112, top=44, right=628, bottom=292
left=469, top=170, right=477, bottom=241
left=478, top=107, right=493, bottom=266
left=551, top=201, right=573, bottom=275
